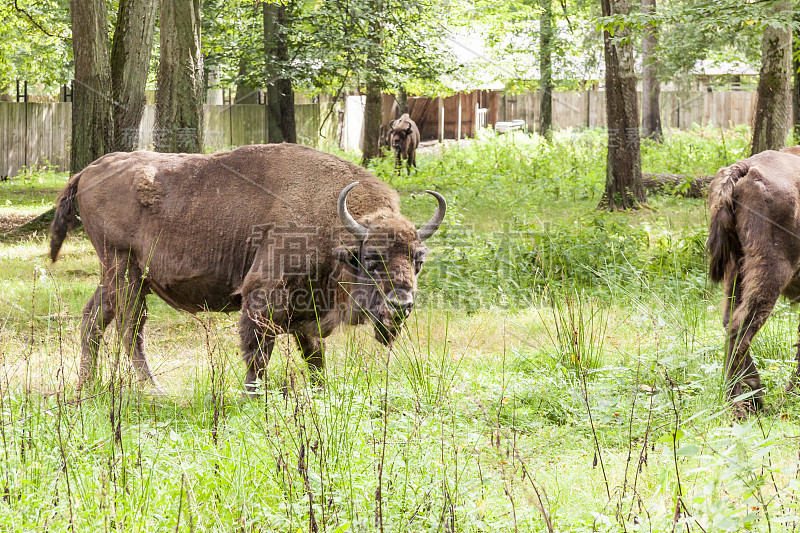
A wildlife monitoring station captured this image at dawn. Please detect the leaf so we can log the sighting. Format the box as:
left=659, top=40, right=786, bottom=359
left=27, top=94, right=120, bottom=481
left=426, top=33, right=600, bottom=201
left=657, top=428, right=684, bottom=443
left=676, top=444, right=700, bottom=457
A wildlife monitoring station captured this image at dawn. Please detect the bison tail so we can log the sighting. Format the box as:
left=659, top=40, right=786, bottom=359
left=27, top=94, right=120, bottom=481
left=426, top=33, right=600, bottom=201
left=706, top=162, right=748, bottom=284
left=50, top=171, right=82, bottom=262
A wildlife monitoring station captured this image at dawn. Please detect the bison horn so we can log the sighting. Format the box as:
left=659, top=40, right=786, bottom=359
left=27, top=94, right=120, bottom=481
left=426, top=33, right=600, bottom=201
left=338, top=182, right=369, bottom=241
left=417, top=190, right=447, bottom=241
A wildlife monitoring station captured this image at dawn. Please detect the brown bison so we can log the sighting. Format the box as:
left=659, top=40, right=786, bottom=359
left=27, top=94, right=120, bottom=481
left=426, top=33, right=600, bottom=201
left=707, top=147, right=800, bottom=414
left=50, top=143, right=446, bottom=394
left=389, top=114, right=420, bottom=174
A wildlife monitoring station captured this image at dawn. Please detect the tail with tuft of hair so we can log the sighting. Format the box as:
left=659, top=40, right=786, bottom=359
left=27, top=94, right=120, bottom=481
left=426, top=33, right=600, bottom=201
left=706, top=161, right=749, bottom=283
left=50, top=171, right=82, bottom=262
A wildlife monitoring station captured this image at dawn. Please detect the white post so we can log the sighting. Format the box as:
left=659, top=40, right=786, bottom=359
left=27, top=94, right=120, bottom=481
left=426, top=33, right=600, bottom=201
left=474, top=102, right=479, bottom=133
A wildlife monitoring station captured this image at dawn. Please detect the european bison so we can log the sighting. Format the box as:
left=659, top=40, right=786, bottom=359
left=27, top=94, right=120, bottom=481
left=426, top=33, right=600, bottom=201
left=50, top=144, right=446, bottom=394
left=707, top=147, right=800, bottom=414
left=389, top=114, right=420, bottom=174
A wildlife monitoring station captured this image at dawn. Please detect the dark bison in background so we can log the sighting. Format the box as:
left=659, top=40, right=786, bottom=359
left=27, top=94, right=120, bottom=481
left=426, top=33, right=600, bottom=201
left=50, top=143, right=446, bottom=394
left=707, top=146, right=800, bottom=415
left=389, top=113, right=420, bottom=174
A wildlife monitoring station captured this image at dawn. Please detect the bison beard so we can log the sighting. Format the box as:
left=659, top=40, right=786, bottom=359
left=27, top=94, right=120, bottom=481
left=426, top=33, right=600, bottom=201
left=49, top=144, right=446, bottom=395
left=707, top=147, right=800, bottom=417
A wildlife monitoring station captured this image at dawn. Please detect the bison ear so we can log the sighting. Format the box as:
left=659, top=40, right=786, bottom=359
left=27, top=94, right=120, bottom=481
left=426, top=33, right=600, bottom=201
left=334, top=245, right=359, bottom=266
left=405, top=125, right=413, bottom=134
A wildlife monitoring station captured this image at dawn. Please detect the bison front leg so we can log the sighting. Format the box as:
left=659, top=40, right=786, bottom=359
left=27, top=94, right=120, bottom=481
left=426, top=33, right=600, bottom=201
left=239, top=291, right=280, bottom=396
left=786, top=318, right=800, bottom=392
left=295, top=331, right=326, bottom=385
left=78, top=285, right=115, bottom=393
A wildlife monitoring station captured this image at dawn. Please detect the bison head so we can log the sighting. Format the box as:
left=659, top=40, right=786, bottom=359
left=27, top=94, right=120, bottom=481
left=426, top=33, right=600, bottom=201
left=334, top=182, right=446, bottom=345
left=390, top=121, right=413, bottom=155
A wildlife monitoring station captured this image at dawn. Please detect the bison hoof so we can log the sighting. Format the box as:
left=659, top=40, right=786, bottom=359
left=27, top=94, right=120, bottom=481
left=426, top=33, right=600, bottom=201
left=731, top=393, right=766, bottom=420
left=241, top=385, right=263, bottom=399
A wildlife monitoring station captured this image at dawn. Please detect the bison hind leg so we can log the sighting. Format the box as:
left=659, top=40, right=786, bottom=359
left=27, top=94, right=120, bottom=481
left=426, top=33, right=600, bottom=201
left=78, top=285, right=115, bottom=393
left=112, top=258, right=164, bottom=395
left=723, top=258, right=788, bottom=412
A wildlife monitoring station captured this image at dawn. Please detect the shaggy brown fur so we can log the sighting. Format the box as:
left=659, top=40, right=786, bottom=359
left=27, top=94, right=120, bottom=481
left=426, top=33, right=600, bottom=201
left=389, top=114, right=420, bottom=174
left=707, top=147, right=800, bottom=413
left=50, top=143, right=445, bottom=394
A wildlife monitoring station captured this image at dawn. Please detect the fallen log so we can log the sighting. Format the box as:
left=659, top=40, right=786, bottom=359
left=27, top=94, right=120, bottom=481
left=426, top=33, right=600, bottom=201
left=642, top=173, right=714, bottom=199
left=1, top=207, right=57, bottom=239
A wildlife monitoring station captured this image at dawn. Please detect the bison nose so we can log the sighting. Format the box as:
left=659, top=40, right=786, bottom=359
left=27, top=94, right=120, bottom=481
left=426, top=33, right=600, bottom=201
left=387, top=294, right=414, bottom=318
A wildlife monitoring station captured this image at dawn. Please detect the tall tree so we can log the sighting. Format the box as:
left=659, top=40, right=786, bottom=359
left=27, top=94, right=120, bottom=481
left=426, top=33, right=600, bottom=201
left=794, top=8, right=800, bottom=140
left=264, top=2, right=296, bottom=143
left=538, top=0, right=553, bottom=139
left=234, top=56, right=260, bottom=104
left=396, top=85, right=409, bottom=116
left=110, top=0, right=158, bottom=152
left=361, top=4, right=383, bottom=166
left=70, top=0, right=113, bottom=173
left=640, top=0, right=662, bottom=141
left=751, top=0, right=792, bottom=155
left=599, top=0, right=645, bottom=210
left=155, top=0, right=203, bottom=153
left=234, top=2, right=262, bottom=106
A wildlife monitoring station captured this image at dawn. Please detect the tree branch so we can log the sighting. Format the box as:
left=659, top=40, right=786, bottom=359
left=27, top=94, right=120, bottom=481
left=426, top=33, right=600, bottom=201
left=13, top=0, right=59, bottom=38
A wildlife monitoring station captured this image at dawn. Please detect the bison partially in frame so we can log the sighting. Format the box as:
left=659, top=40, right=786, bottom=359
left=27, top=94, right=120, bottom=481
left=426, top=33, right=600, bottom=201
left=50, top=144, right=446, bottom=394
left=707, top=147, right=800, bottom=415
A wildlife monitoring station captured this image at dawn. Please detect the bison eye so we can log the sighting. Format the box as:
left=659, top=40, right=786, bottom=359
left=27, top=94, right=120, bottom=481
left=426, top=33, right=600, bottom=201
left=414, top=255, right=425, bottom=274
left=362, top=252, right=383, bottom=271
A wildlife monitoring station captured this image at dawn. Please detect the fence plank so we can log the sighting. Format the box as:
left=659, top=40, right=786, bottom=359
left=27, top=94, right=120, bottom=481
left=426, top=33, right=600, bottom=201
left=204, top=104, right=229, bottom=149
left=5, top=103, right=24, bottom=176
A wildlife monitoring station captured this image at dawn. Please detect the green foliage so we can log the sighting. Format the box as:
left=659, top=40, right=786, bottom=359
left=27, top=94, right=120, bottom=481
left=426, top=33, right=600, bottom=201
left=7, top=128, right=800, bottom=531
left=203, top=0, right=457, bottom=97
left=371, top=128, right=750, bottom=311
left=0, top=1, right=71, bottom=92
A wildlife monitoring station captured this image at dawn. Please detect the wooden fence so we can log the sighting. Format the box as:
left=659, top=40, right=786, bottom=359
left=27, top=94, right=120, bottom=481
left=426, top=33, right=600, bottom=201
left=0, top=90, right=776, bottom=178
left=502, top=90, right=762, bottom=132
left=0, top=101, right=338, bottom=178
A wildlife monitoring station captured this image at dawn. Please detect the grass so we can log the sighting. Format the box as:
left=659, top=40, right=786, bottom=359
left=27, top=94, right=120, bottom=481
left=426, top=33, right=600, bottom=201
left=1, top=127, right=800, bottom=531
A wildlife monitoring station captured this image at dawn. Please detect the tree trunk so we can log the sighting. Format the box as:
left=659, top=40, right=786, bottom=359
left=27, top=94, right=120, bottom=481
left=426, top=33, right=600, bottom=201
left=792, top=8, right=800, bottom=140
left=70, top=0, right=113, bottom=173
left=263, top=2, right=296, bottom=143
left=397, top=85, right=408, bottom=116
left=362, top=79, right=382, bottom=165
left=110, top=0, right=157, bottom=152
left=235, top=56, right=260, bottom=104
left=599, top=0, right=646, bottom=210
left=361, top=2, right=382, bottom=166
left=155, top=0, right=203, bottom=153
left=539, top=0, right=553, bottom=139
left=641, top=0, right=662, bottom=141
left=751, top=0, right=792, bottom=155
